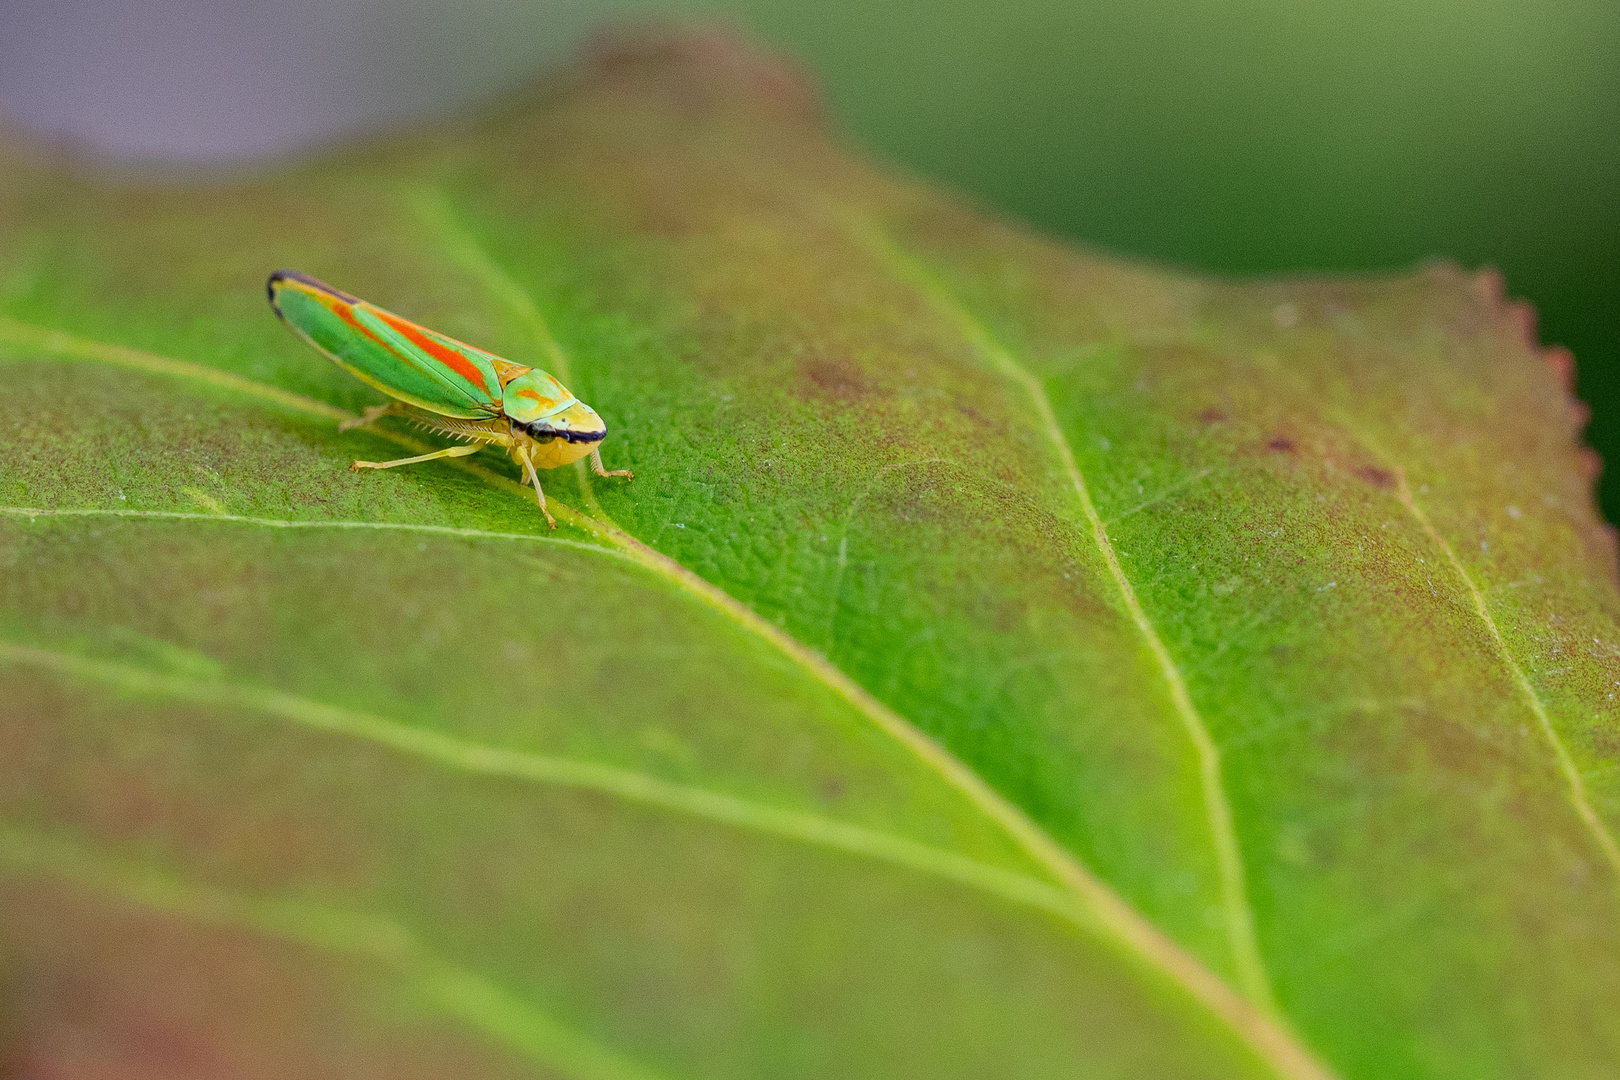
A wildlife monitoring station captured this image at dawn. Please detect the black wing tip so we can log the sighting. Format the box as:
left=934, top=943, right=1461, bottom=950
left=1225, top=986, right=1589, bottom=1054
left=266, top=269, right=359, bottom=313
left=266, top=270, right=290, bottom=315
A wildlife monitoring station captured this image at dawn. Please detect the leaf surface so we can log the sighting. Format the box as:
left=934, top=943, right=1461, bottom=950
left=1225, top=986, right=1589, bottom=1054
left=1, top=29, right=1617, bottom=1080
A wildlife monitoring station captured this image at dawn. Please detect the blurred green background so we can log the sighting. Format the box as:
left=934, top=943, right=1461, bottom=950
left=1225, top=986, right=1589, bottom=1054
left=4, top=0, right=1616, bottom=516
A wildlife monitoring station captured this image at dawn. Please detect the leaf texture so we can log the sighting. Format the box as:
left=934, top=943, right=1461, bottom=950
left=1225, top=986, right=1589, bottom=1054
left=1, top=27, right=1617, bottom=1080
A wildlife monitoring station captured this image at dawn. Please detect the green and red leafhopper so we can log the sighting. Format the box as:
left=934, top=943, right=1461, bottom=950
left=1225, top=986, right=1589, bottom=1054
left=268, top=270, right=631, bottom=528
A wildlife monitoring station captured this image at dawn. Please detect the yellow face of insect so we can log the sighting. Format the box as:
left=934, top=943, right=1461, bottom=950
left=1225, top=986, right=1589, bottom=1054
left=519, top=399, right=607, bottom=470
left=525, top=432, right=599, bottom=470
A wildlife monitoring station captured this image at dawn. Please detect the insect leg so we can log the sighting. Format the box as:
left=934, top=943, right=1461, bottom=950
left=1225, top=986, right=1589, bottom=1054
left=349, top=443, right=482, bottom=473
left=513, top=444, right=557, bottom=530
left=338, top=401, right=406, bottom=432
left=589, top=446, right=634, bottom=481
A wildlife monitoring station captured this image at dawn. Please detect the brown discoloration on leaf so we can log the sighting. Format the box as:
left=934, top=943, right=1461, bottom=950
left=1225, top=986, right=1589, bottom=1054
left=1354, top=465, right=1397, bottom=490
left=800, top=354, right=874, bottom=404
left=5, top=885, right=536, bottom=1080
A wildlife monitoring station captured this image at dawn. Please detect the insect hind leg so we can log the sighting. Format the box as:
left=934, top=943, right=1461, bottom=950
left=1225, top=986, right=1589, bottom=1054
left=350, top=443, right=482, bottom=472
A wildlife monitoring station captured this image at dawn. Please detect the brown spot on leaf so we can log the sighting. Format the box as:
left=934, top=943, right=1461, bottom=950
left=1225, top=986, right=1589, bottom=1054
left=802, top=357, right=871, bottom=403
left=1268, top=436, right=1296, bottom=454
left=1355, top=465, right=1397, bottom=490
left=1198, top=407, right=1228, bottom=424
left=1591, top=719, right=1620, bottom=761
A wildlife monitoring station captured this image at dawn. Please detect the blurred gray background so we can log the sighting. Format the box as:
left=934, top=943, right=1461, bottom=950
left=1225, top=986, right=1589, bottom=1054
left=3, top=0, right=1617, bottom=514
left=0, top=0, right=623, bottom=160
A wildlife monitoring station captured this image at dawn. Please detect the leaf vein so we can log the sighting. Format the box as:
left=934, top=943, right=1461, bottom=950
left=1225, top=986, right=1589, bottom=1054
left=0, top=639, right=1084, bottom=923
left=0, top=314, right=597, bottom=535
left=1367, top=450, right=1620, bottom=878
left=0, top=315, right=352, bottom=420
left=415, top=522, right=1330, bottom=1077
left=0, top=826, right=672, bottom=1080
left=854, top=222, right=1282, bottom=1018
left=0, top=504, right=616, bottom=554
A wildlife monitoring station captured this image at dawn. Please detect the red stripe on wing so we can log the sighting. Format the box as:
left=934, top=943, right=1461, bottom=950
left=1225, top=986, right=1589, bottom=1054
left=372, top=309, right=495, bottom=396
left=307, top=290, right=395, bottom=356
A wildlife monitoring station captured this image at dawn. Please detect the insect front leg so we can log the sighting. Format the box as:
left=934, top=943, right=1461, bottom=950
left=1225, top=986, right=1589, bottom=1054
left=513, top=445, right=557, bottom=530
left=349, top=443, right=482, bottom=473
left=589, top=446, right=634, bottom=481
left=338, top=401, right=406, bottom=432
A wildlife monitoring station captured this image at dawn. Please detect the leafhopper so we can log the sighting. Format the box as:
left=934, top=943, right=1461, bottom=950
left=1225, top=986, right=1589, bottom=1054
left=268, top=270, right=631, bottom=528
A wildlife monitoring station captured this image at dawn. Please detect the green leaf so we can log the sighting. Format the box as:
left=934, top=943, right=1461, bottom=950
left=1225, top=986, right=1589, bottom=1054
left=2, top=29, right=1617, bottom=1080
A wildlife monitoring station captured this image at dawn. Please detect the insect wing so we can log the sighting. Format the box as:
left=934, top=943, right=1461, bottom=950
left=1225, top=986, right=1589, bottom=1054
left=269, top=270, right=503, bottom=419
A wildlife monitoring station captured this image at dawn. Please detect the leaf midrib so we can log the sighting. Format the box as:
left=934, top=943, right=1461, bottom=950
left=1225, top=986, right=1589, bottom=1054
left=398, top=202, right=1340, bottom=1078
